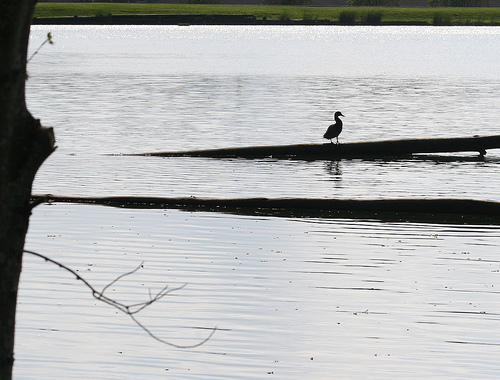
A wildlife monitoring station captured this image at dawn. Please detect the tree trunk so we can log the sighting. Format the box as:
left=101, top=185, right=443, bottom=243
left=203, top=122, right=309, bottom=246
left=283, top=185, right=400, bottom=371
left=0, top=1, right=55, bottom=378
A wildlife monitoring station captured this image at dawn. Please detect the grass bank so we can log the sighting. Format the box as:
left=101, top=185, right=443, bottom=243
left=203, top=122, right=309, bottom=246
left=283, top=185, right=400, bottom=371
left=34, top=3, right=500, bottom=25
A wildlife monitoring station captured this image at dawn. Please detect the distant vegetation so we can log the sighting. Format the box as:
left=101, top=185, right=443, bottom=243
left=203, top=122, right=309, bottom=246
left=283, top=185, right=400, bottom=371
left=34, top=2, right=500, bottom=25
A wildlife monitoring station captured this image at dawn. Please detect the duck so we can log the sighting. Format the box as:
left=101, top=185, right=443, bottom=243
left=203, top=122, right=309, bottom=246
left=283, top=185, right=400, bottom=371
left=323, top=111, right=344, bottom=144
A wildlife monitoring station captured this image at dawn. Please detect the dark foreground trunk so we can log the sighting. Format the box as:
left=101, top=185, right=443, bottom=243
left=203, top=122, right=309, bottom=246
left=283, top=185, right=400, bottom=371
left=0, top=1, right=55, bottom=378
left=32, top=195, right=500, bottom=225
left=134, top=135, right=500, bottom=160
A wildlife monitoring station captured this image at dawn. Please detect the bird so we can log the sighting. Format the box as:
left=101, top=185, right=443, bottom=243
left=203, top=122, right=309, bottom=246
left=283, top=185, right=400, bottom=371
left=323, top=111, right=344, bottom=144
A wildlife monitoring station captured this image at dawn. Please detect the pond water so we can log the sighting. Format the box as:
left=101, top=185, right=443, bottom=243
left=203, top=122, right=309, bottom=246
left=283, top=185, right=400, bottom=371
left=15, top=25, right=500, bottom=378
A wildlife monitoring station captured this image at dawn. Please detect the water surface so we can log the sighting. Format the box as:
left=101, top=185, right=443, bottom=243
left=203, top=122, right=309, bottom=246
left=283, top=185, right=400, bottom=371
left=15, top=25, right=500, bottom=378
left=26, top=25, right=500, bottom=200
left=20, top=204, right=500, bottom=379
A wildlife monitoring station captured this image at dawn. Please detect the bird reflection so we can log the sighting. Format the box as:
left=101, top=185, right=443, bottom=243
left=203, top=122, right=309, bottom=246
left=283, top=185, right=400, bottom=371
left=323, top=111, right=344, bottom=144
left=325, top=160, right=343, bottom=178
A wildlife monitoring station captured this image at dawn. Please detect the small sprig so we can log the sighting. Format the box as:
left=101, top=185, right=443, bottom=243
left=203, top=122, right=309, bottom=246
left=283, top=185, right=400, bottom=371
left=27, top=32, right=53, bottom=63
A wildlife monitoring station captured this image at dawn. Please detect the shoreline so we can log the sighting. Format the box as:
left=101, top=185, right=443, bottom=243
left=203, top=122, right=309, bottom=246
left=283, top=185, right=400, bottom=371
left=31, top=13, right=497, bottom=25
left=33, top=4, right=500, bottom=26
left=30, top=14, right=412, bottom=26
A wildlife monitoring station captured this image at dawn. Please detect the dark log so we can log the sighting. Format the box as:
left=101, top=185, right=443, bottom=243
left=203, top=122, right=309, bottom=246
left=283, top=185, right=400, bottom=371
left=31, top=195, right=500, bottom=224
left=134, top=135, right=500, bottom=160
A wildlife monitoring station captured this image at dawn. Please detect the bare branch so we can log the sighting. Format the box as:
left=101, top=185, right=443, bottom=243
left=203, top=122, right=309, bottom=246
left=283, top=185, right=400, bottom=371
left=24, top=249, right=217, bottom=348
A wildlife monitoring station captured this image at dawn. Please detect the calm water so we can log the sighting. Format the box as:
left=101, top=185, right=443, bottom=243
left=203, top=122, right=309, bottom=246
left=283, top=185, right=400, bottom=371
left=15, top=25, right=500, bottom=378
left=27, top=25, right=500, bottom=200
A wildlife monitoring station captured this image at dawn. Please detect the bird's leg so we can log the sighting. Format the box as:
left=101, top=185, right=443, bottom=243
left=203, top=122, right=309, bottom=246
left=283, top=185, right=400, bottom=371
left=336, top=137, right=339, bottom=144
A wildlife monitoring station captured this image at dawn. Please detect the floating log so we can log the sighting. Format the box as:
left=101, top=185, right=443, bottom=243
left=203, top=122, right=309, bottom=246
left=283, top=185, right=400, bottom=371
left=31, top=195, right=500, bottom=224
left=135, top=135, right=500, bottom=160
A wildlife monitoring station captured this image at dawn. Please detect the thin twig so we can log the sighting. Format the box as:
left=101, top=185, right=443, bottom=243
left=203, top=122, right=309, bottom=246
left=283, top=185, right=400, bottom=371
left=24, top=249, right=216, bottom=348
left=130, top=313, right=217, bottom=349
left=27, top=32, right=53, bottom=63
left=100, top=262, right=143, bottom=295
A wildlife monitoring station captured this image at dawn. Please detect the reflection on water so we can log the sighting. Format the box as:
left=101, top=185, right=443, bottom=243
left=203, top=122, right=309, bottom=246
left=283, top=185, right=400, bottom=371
left=17, top=204, right=500, bottom=378
left=324, top=160, right=343, bottom=180
left=29, top=154, right=500, bottom=201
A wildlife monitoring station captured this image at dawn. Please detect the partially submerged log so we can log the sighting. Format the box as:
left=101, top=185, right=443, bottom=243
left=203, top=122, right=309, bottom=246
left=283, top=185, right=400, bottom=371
left=135, top=135, right=500, bottom=160
left=31, top=195, right=500, bottom=224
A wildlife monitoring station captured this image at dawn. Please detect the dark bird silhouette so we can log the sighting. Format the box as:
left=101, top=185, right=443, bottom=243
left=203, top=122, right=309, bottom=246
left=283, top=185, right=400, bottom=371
left=323, top=111, right=344, bottom=144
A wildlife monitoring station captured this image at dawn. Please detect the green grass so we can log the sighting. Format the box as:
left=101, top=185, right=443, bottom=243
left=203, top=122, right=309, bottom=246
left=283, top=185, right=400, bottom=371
left=34, top=3, right=500, bottom=25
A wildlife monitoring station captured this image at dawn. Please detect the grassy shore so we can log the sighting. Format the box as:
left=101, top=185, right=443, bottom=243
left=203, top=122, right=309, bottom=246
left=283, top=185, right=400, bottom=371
left=34, top=3, right=500, bottom=25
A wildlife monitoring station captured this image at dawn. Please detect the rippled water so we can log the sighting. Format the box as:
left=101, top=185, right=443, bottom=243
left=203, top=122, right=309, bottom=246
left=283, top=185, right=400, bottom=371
left=20, top=204, right=500, bottom=379
left=15, top=25, right=500, bottom=378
